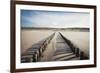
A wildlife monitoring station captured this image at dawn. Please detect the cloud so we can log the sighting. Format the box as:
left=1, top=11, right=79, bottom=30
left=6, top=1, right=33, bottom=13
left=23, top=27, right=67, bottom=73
left=21, top=10, right=90, bottom=28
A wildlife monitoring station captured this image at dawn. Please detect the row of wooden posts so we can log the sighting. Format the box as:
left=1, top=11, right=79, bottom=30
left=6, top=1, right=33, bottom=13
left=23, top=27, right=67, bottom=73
left=21, top=33, right=55, bottom=63
left=59, top=32, right=84, bottom=60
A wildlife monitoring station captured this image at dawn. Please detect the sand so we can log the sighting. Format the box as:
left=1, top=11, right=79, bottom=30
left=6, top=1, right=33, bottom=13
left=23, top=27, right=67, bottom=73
left=21, top=29, right=89, bottom=58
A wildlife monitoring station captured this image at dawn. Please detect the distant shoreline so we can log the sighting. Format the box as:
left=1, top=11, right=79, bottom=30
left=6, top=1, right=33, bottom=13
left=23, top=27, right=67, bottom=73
left=21, top=27, right=89, bottom=31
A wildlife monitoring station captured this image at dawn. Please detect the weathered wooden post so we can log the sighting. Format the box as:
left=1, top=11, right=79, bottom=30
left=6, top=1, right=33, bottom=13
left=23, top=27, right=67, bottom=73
left=72, top=47, right=75, bottom=54
left=21, top=55, right=35, bottom=63
left=80, top=51, right=84, bottom=60
left=43, top=45, right=45, bottom=51
left=32, top=54, right=38, bottom=62
left=75, top=48, right=79, bottom=57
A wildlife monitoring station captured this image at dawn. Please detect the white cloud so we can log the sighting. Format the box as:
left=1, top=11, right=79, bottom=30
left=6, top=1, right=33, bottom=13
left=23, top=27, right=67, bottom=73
left=22, top=11, right=90, bottom=28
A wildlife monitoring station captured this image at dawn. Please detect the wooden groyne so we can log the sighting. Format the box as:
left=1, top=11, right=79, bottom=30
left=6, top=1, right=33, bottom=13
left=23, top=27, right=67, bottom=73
left=59, top=32, right=87, bottom=60
left=21, top=32, right=88, bottom=63
left=21, top=33, right=55, bottom=63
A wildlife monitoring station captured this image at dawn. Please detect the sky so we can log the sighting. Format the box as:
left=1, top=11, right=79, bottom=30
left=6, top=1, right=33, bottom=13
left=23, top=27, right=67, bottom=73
left=21, top=10, right=90, bottom=28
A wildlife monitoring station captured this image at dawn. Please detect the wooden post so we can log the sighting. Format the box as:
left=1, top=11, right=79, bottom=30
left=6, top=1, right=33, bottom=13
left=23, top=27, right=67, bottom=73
left=75, top=48, right=79, bottom=57
left=80, top=51, right=84, bottom=60
left=32, top=54, right=37, bottom=62
left=72, top=47, right=75, bottom=54
left=21, top=55, right=34, bottom=63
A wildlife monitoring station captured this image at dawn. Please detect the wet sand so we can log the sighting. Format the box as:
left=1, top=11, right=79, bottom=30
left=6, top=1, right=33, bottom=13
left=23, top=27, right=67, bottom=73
left=61, top=31, right=89, bottom=57
left=21, top=29, right=89, bottom=58
left=21, top=29, right=54, bottom=53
